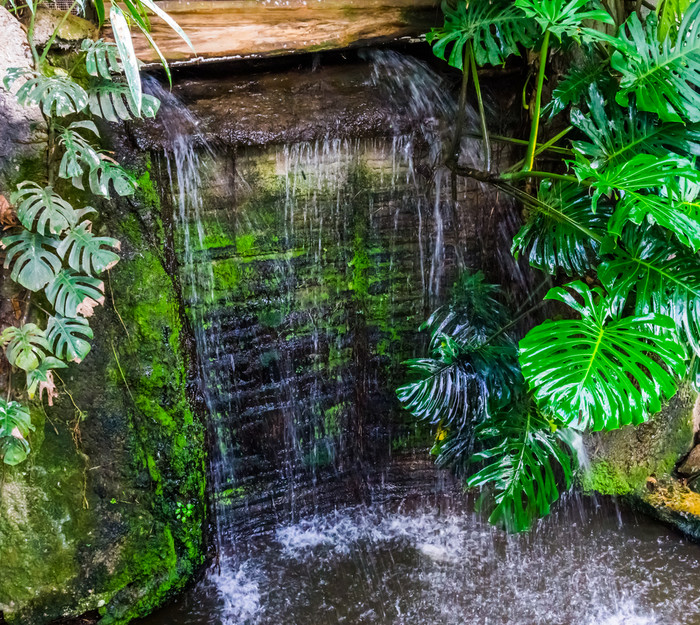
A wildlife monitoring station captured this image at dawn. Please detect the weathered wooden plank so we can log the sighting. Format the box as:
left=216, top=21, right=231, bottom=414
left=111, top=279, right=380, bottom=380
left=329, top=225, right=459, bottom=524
left=106, top=0, right=439, bottom=65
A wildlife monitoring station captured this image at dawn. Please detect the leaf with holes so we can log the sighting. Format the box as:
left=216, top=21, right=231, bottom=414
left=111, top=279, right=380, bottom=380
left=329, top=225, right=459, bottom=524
left=519, top=281, right=687, bottom=431
left=512, top=181, right=610, bottom=276
left=58, top=123, right=101, bottom=181
left=1, top=323, right=50, bottom=371
left=57, top=221, right=120, bottom=274
left=88, top=160, right=137, bottom=198
left=46, top=315, right=93, bottom=363
left=467, top=404, right=575, bottom=532
left=611, top=6, right=700, bottom=123
left=82, top=38, right=122, bottom=78
left=11, top=182, right=81, bottom=235
left=88, top=80, right=160, bottom=122
left=1, top=230, right=61, bottom=291
left=4, top=68, right=88, bottom=117
left=599, top=227, right=700, bottom=357
left=427, top=0, right=538, bottom=69
left=0, top=399, right=33, bottom=466
left=45, top=269, right=105, bottom=318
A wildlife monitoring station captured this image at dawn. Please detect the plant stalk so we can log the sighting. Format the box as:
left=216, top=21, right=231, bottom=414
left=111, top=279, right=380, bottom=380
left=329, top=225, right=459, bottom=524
left=469, top=43, right=491, bottom=172
left=449, top=44, right=471, bottom=164
left=523, top=30, right=551, bottom=172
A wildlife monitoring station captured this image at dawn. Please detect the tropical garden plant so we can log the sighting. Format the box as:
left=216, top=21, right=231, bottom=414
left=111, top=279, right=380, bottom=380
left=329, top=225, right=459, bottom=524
left=399, top=0, right=700, bottom=531
left=0, top=0, right=191, bottom=464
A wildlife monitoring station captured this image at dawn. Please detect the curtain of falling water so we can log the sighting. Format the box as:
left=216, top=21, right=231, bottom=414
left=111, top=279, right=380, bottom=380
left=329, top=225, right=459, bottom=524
left=143, top=49, right=533, bottom=622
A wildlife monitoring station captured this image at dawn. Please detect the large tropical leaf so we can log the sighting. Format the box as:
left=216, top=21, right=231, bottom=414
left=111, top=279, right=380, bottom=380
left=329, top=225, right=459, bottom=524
left=574, top=153, right=700, bottom=250
left=600, top=227, right=700, bottom=357
left=544, top=52, right=612, bottom=119
left=657, top=0, right=691, bottom=40
left=512, top=181, right=610, bottom=276
left=82, top=38, right=122, bottom=78
left=427, top=0, right=538, bottom=69
left=10, top=182, right=81, bottom=236
left=611, top=6, right=700, bottom=123
left=58, top=122, right=101, bottom=180
left=3, top=68, right=88, bottom=117
left=0, top=323, right=50, bottom=371
left=45, top=315, right=93, bottom=363
left=466, top=404, right=575, bottom=532
left=519, top=281, right=687, bottom=431
left=57, top=220, right=120, bottom=274
left=572, top=86, right=700, bottom=169
left=514, top=0, right=614, bottom=42
left=1, top=230, right=62, bottom=291
left=0, top=399, right=34, bottom=466
left=87, top=160, right=136, bottom=198
left=110, top=3, right=142, bottom=115
left=45, top=269, right=105, bottom=317
left=88, top=80, right=160, bottom=122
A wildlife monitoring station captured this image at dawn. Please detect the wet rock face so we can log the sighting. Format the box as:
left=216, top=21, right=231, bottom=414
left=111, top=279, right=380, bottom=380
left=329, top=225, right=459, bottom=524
left=0, top=6, right=45, bottom=178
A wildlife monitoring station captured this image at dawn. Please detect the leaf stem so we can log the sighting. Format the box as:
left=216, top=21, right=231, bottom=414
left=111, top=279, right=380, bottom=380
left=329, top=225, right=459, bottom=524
left=469, top=43, right=491, bottom=172
left=449, top=43, right=471, bottom=164
left=524, top=30, right=551, bottom=172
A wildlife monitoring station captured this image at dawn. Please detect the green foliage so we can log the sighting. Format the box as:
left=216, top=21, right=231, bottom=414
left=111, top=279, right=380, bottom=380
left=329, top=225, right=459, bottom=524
left=512, top=181, right=610, bottom=275
left=427, top=0, right=538, bottom=69
left=467, top=404, right=574, bottom=532
left=45, top=315, right=93, bottom=363
left=11, top=182, right=85, bottom=236
left=45, top=269, right=104, bottom=317
left=82, top=38, right=122, bottom=78
left=515, top=0, right=614, bottom=42
left=3, top=68, right=88, bottom=116
left=88, top=81, right=160, bottom=122
left=611, top=5, right=700, bottom=123
left=1, top=324, right=50, bottom=372
left=0, top=399, right=34, bottom=466
left=2, top=230, right=62, bottom=291
left=57, top=220, right=120, bottom=274
left=520, top=281, right=686, bottom=430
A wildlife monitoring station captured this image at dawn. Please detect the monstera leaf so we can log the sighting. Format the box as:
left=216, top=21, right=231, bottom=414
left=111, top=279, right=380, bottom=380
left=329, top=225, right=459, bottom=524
left=26, top=357, right=67, bottom=401
left=88, top=80, right=161, bottom=122
left=515, top=0, right=614, bottom=42
left=10, top=182, right=81, bottom=235
left=3, top=68, right=88, bottom=117
left=467, top=404, right=575, bottom=532
left=600, top=228, right=700, bottom=357
left=1, top=230, right=62, bottom=291
left=512, top=181, right=610, bottom=276
left=82, top=38, right=122, bottom=78
left=520, top=281, right=687, bottom=431
left=45, top=269, right=105, bottom=317
left=572, top=86, right=700, bottom=169
left=0, top=399, right=34, bottom=466
left=58, top=122, right=101, bottom=180
left=57, top=221, right=120, bottom=274
left=574, top=153, right=700, bottom=250
left=611, top=6, right=700, bottom=123
left=427, top=0, right=538, bottom=69
left=87, top=160, right=137, bottom=198
left=46, top=315, right=93, bottom=363
left=544, top=53, right=613, bottom=118
left=1, top=323, right=50, bottom=371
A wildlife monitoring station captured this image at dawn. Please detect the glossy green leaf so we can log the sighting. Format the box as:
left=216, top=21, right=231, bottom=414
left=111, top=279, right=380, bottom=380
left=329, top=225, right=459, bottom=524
left=512, top=181, right=610, bottom=276
left=110, top=4, right=142, bottom=116
left=611, top=7, right=700, bottom=123
left=45, top=269, right=105, bottom=318
left=82, top=38, right=122, bottom=78
left=427, top=0, right=537, bottom=69
left=88, top=80, right=160, bottom=122
left=46, top=315, right=94, bottom=363
left=514, top=0, right=614, bottom=43
left=57, top=220, right=120, bottom=274
left=467, top=404, right=574, bottom=532
left=1, top=230, right=61, bottom=291
left=520, top=281, right=686, bottom=431
left=600, top=227, right=700, bottom=357
left=4, top=68, right=88, bottom=117
left=1, top=323, right=50, bottom=372
left=11, top=182, right=81, bottom=236
left=0, top=399, right=33, bottom=466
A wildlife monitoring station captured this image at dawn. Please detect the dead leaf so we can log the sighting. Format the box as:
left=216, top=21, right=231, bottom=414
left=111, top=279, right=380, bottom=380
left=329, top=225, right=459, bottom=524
left=11, top=298, right=22, bottom=320
left=37, top=370, right=59, bottom=406
left=76, top=295, right=104, bottom=318
left=0, top=194, right=18, bottom=231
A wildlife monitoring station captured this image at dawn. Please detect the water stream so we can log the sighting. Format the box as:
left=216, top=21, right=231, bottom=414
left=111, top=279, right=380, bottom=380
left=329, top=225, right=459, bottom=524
left=138, top=51, right=700, bottom=625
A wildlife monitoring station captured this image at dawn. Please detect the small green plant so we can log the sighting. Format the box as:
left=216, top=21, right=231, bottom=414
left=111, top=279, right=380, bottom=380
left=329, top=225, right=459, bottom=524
left=400, top=0, right=700, bottom=531
left=0, top=0, right=192, bottom=464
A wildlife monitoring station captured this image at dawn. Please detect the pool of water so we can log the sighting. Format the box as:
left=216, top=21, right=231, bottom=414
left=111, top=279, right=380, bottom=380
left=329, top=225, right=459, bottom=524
left=140, top=470, right=700, bottom=625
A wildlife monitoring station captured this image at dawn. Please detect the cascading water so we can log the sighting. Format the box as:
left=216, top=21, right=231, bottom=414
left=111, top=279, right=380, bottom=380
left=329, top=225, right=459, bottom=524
left=138, top=52, right=700, bottom=625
